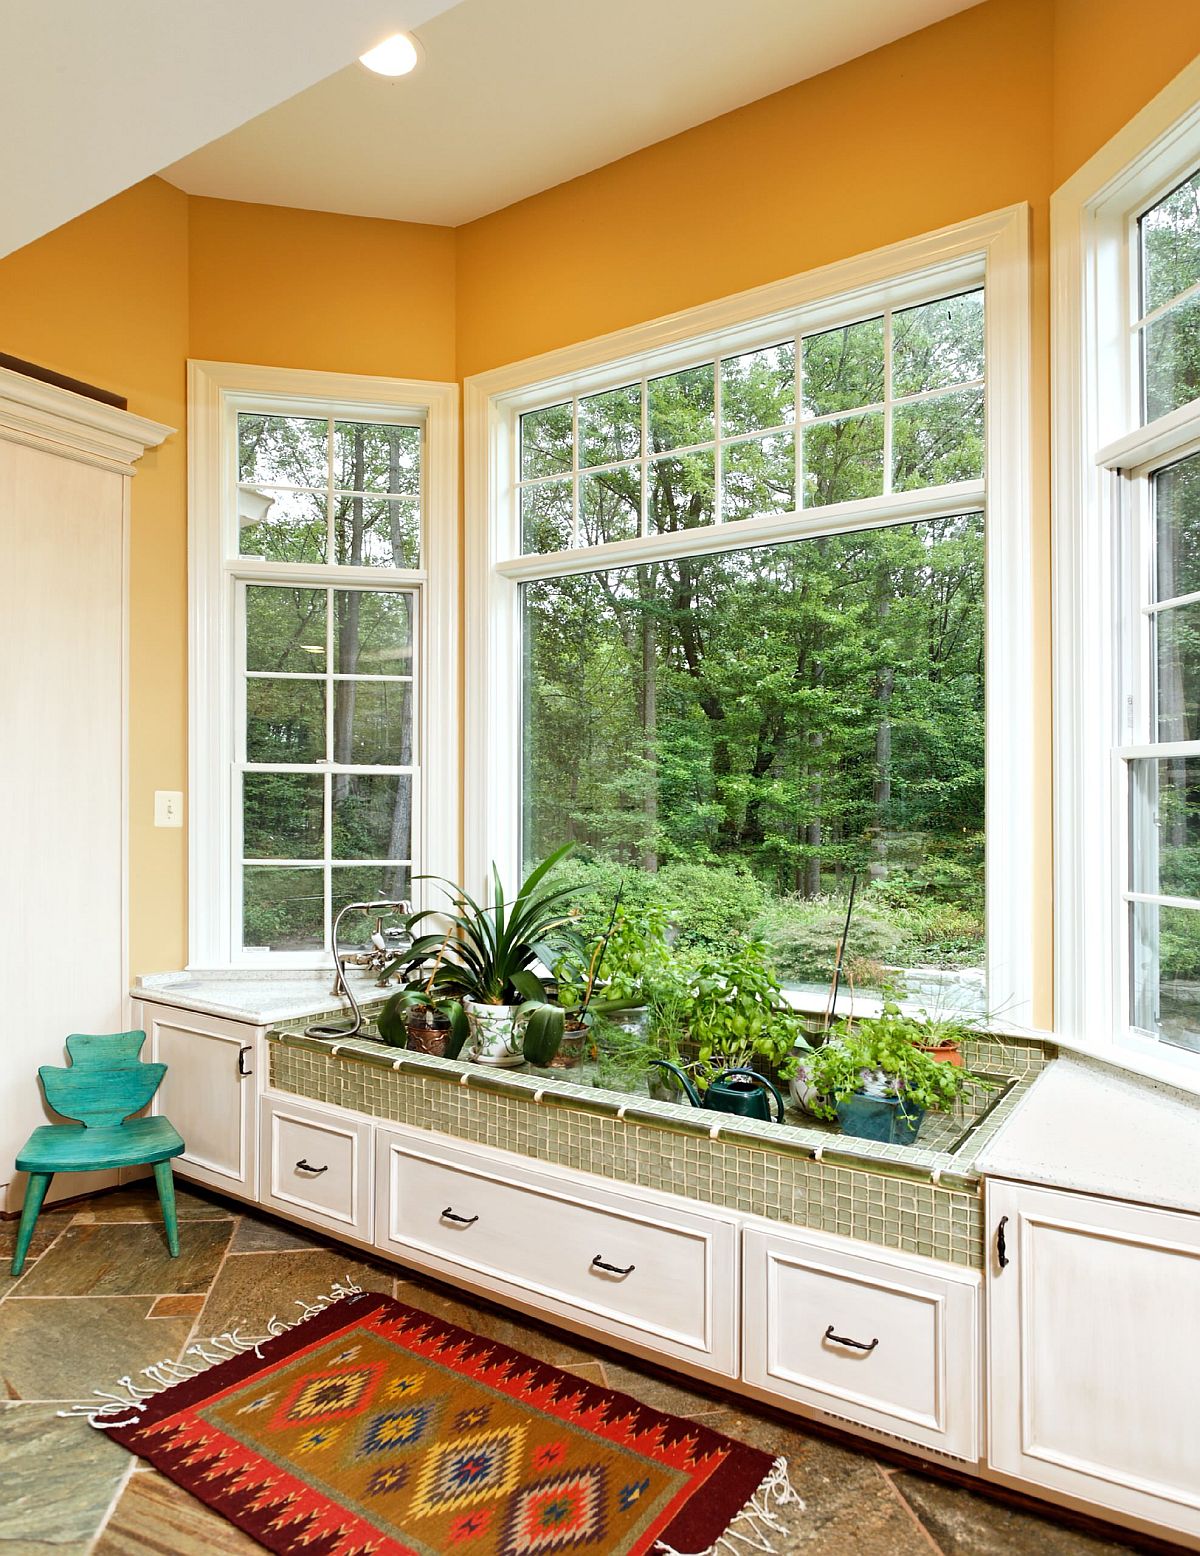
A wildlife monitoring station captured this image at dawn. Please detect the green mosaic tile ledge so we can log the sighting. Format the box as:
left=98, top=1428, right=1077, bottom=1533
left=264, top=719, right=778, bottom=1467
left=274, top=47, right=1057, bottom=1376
left=264, top=1026, right=1054, bottom=1269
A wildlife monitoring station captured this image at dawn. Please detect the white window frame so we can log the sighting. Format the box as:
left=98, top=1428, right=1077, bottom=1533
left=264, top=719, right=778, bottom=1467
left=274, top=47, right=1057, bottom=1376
left=465, top=206, right=1035, bottom=1028
left=187, top=360, right=459, bottom=969
left=1053, top=57, right=1200, bottom=1090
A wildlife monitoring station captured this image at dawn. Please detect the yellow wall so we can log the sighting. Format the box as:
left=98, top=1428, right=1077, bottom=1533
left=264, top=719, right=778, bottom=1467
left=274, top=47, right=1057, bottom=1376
left=0, top=0, right=1197, bottom=1013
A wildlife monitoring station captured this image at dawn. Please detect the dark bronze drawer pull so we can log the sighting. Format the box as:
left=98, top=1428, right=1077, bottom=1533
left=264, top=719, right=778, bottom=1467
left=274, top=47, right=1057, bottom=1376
left=238, top=1045, right=252, bottom=1076
left=295, top=1159, right=328, bottom=1175
left=997, top=1214, right=1010, bottom=1268
left=824, top=1324, right=879, bottom=1353
left=442, top=1208, right=479, bottom=1226
left=592, top=1255, right=635, bottom=1277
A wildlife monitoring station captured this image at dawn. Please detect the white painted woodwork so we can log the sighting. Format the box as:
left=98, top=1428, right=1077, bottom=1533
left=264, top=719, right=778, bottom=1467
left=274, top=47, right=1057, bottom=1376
left=374, top=1125, right=739, bottom=1374
left=0, top=375, right=170, bottom=1212
left=987, top=1181, right=1200, bottom=1541
left=259, top=1095, right=372, bottom=1239
left=743, top=1222, right=980, bottom=1459
left=138, top=1000, right=258, bottom=1199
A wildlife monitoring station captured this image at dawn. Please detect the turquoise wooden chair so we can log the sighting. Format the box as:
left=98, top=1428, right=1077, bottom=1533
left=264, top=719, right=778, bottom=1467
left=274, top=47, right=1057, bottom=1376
left=10, top=1031, right=185, bottom=1276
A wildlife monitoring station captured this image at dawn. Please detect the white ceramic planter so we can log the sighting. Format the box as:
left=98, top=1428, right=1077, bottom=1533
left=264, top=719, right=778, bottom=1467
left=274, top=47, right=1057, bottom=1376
left=464, top=1000, right=527, bottom=1067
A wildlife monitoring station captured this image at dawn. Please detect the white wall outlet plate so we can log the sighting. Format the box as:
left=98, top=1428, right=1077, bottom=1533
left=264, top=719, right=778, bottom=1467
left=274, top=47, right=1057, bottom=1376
left=154, top=790, right=184, bottom=828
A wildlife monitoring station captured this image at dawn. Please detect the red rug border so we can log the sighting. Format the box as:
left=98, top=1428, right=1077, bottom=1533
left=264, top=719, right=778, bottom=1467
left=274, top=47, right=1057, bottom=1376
left=105, top=1289, right=777, bottom=1556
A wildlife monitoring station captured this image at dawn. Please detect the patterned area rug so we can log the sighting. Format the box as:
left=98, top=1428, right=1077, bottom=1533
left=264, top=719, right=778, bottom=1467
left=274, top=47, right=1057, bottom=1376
left=96, top=1288, right=800, bottom=1556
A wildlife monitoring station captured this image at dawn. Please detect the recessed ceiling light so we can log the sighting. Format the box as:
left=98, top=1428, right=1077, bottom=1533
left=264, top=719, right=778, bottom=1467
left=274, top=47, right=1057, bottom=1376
left=358, top=33, right=421, bottom=77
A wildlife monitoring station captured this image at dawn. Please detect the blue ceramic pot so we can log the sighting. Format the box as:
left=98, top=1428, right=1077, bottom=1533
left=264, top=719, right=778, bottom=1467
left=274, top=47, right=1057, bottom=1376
left=835, top=1092, right=926, bottom=1144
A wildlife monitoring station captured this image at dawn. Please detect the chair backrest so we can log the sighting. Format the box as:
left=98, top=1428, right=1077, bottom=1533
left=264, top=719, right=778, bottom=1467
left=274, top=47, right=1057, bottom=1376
left=65, top=1031, right=147, bottom=1069
left=40, top=1030, right=165, bottom=1126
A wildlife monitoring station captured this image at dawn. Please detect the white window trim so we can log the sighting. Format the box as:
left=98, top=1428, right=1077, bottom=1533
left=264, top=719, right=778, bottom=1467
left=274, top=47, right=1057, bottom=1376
left=1052, top=56, right=1200, bottom=1091
left=465, top=205, right=1035, bottom=1029
left=187, top=360, right=459, bottom=969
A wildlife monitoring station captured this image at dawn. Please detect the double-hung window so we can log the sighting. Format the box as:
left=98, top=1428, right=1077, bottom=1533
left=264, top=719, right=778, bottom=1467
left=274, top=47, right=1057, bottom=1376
left=1054, top=63, right=1200, bottom=1081
left=467, top=210, right=1034, bottom=1026
left=189, top=363, right=458, bottom=967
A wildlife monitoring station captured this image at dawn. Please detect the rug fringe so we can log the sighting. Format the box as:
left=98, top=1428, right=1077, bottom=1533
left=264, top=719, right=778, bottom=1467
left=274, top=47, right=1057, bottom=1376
left=58, top=1277, right=366, bottom=1430
left=653, top=1457, right=803, bottom=1556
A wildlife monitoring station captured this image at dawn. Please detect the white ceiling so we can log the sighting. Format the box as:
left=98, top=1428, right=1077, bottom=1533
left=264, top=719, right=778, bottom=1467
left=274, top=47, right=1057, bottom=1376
left=162, top=0, right=984, bottom=228
left=0, top=0, right=465, bottom=259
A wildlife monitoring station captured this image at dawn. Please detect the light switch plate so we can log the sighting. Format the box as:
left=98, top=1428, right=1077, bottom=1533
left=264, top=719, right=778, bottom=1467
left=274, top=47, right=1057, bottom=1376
left=154, top=790, right=184, bottom=828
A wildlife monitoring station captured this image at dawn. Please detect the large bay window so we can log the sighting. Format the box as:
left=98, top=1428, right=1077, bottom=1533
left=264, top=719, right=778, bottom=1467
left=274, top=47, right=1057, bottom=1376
left=189, top=364, right=458, bottom=967
left=1054, top=60, right=1200, bottom=1082
left=467, top=210, right=1033, bottom=1026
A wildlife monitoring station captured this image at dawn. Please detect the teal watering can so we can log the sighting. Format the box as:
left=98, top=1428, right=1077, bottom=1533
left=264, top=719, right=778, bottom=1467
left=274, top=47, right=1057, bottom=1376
left=649, top=1061, right=785, bottom=1123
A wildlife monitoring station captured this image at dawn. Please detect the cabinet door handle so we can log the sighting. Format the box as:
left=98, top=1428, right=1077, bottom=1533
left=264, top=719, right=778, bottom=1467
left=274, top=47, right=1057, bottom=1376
left=591, top=1255, right=635, bottom=1277
left=238, top=1045, right=252, bottom=1076
left=824, top=1324, right=879, bottom=1353
left=441, top=1207, right=478, bottom=1226
left=295, top=1159, right=328, bottom=1175
left=996, top=1214, right=1010, bottom=1269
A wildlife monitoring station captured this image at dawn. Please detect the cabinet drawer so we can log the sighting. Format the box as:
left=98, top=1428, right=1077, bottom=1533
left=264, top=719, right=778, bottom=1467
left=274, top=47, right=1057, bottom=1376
left=743, top=1225, right=979, bottom=1459
left=259, top=1096, right=372, bottom=1239
left=376, top=1129, right=738, bottom=1374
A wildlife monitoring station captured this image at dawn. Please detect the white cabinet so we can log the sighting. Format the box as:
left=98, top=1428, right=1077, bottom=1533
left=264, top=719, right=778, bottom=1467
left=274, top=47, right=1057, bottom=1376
left=743, top=1222, right=980, bottom=1460
left=987, top=1180, right=1200, bottom=1541
left=259, top=1094, right=372, bottom=1240
left=137, top=1000, right=258, bottom=1199
left=375, top=1125, right=740, bottom=1375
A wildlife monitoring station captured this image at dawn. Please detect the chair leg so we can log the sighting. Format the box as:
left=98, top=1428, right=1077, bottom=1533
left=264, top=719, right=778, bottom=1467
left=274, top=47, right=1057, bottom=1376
left=11, top=1173, right=53, bottom=1276
left=153, top=1161, right=180, bottom=1258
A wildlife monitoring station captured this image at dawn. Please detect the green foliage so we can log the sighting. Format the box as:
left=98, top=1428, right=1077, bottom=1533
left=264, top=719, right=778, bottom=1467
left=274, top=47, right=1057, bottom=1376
left=800, top=1000, right=990, bottom=1119
left=682, top=941, right=803, bottom=1084
left=375, top=987, right=469, bottom=1058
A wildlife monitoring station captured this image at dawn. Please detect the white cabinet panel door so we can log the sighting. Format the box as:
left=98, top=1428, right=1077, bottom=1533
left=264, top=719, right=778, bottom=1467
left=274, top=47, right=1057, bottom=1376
left=988, top=1181, right=1200, bottom=1541
left=260, top=1094, right=371, bottom=1239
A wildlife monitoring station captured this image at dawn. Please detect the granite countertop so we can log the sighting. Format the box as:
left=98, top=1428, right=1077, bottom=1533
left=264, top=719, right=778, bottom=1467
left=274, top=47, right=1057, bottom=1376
left=976, top=1055, right=1200, bottom=1214
left=132, top=969, right=387, bottom=1024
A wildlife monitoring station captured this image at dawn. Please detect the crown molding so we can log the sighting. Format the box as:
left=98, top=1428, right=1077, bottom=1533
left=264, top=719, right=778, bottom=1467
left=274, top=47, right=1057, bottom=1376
left=0, top=364, right=174, bottom=474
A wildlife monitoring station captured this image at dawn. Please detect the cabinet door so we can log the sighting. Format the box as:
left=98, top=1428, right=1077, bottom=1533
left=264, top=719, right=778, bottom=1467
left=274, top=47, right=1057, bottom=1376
left=743, top=1224, right=980, bottom=1459
left=260, top=1095, right=371, bottom=1239
left=139, top=1001, right=257, bottom=1198
left=987, top=1181, right=1200, bottom=1540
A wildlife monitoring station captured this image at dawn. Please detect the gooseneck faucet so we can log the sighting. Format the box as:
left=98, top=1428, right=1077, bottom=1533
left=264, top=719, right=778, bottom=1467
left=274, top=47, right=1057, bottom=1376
left=304, top=899, right=410, bottom=1039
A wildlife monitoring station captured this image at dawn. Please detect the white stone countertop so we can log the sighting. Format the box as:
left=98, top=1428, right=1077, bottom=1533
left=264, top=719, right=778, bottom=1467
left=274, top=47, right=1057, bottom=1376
left=976, top=1054, right=1200, bottom=1214
left=131, top=969, right=388, bottom=1025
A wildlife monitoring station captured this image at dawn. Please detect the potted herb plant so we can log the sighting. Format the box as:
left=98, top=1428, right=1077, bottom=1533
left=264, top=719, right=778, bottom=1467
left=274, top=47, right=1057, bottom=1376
left=548, top=889, right=643, bottom=1068
left=379, top=846, right=574, bottom=1068
left=801, top=997, right=992, bottom=1144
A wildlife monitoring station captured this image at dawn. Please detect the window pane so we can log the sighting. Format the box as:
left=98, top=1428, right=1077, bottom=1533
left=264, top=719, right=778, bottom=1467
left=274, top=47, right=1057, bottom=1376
left=520, top=402, right=573, bottom=479
left=332, top=495, right=419, bottom=568
left=722, top=434, right=795, bottom=522
left=333, top=681, right=413, bottom=765
left=333, top=591, right=413, bottom=676
left=246, top=586, right=326, bottom=673
left=239, top=487, right=327, bottom=563
left=333, top=775, right=412, bottom=859
left=522, top=479, right=573, bottom=552
left=238, top=414, right=327, bottom=487
left=1141, top=170, right=1200, bottom=316
left=893, top=291, right=984, bottom=399
left=1129, top=756, right=1200, bottom=899
left=648, top=365, right=714, bottom=452
left=1143, top=291, right=1200, bottom=423
left=801, top=412, right=884, bottom=505
left=801, top=317, right=884, bottom=418
left=333, top=422, right=420, bottom=496
left=1130, top=900, right=1200, bottom=1052
left=523, top=514, right=985, bottom=1007
left=579, top=384, right=641, bottom=467
left=243, top=773, right=323, bottom=859
left=722, top=344, right=795, bottom=438
left=246, top=679, right=324, bottom=763
left=332, top=865, right=412, bottom=921
left=579, top=467, right=640, bottom=545
left=1155, top=601, right=1200, bottom=740
left=648, top=452, right=715, bottom=533
left=243, top=866, right=324, bottom=952
left=1155, top=452, right=1200, bottom=603
left=893, top=386, right=984, bottom=493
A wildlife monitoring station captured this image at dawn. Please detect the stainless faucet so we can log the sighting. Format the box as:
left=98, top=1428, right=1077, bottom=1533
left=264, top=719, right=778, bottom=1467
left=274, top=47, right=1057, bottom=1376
left=304, top=898, right=411, bottom=1039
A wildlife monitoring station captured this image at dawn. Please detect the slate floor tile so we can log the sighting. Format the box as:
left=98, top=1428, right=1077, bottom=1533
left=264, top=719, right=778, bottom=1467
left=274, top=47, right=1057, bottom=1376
left=0, top=1403, right=129, bottom=1554
left=13, top=1218, right=232, bottom=1297
left=0, top=1296, right=197, bottom=1401
left=196, top=1248, right=394, bottom=1337
left=92, top=1467, right=261, bottom=1555
left=71, top=1180, right=235, bottom=1223
left=891, top=1469, right=1142, bottom=1554
left=228, top=1206, right=326, bottom=1253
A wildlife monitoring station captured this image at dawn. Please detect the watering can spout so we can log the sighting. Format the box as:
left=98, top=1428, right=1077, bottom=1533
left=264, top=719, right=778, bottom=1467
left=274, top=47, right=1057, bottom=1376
left=647, top=1059, right=701, bottom=1107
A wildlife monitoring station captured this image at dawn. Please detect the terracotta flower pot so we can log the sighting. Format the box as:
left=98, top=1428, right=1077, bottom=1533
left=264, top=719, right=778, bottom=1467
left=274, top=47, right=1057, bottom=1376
left=919, top=1041, right=964, bottom=1067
